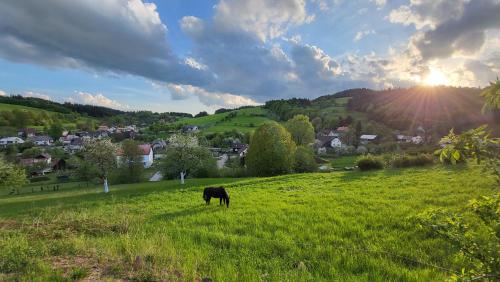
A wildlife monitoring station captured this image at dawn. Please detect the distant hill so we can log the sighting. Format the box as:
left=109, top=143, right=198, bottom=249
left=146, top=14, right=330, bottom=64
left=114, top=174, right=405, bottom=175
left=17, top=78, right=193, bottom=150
left=345, top=86, right=498, bottom=135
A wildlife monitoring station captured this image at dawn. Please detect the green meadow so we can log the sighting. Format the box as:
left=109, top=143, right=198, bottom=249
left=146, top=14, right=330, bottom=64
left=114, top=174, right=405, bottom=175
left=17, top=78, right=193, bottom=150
left=175, top=107, right=272, bottom=134
left=0, top=166, right=496, bottom=281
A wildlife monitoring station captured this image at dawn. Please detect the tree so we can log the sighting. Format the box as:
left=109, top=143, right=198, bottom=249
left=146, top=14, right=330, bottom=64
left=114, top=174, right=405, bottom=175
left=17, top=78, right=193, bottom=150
left=162, top=134, right=216, bottom=183
left=285, top=114, right=315, bottom=146
left=294, top=146, right=317, bottom=173
left=68, top=157, right=98, bottom=187
left=117, top=140, right=144, bottom=183
left=48, top=122, right=64, bottom=140
left=83, top=139, right=117, bottom=193
left=311, top=116, right=322, bottom=133
left=353, top=120, right=362, bottom=148
left=480, top=79, right=500, bottom=113
left=246, top=122, right=296, bottom=176
left=195, top=111, right=209, bottom=118
left=0, top=157, right=27, bottom=194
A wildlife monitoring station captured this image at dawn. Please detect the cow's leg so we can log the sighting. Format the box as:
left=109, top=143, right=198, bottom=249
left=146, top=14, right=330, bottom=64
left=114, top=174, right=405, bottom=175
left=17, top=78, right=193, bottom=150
left=220, top=198, right=222, bottom=205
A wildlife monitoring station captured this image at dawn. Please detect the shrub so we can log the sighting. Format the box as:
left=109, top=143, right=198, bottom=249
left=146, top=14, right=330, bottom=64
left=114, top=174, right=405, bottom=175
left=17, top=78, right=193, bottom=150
left=29, top=176, right=50, bottom=183
left=294, top=146, right=317, bottom=173
left=390, top=154, right=434, bottom=168
left=356, top=154, right=384, bottom=171
left=246, top=122, right=296, bottom=176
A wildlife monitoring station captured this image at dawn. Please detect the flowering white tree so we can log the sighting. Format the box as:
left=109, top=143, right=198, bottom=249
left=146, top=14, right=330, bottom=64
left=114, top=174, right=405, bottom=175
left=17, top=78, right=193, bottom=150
left=84, top=139, right=117, bottom=193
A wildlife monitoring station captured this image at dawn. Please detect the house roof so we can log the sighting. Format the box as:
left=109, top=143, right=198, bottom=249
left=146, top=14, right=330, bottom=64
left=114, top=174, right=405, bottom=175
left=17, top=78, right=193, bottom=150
left=70, top=138, right=84, bottom=145
left=317, top=136, right=336, bottom=147
left=360, top=134, right=377, bottom=140
left=32, top=135, right=53, bottom=142
left=336, top=126, right=349, bottom=132
left=0, top=137, right=24, bottom=142
left=138, top=144, right=152, bottom=155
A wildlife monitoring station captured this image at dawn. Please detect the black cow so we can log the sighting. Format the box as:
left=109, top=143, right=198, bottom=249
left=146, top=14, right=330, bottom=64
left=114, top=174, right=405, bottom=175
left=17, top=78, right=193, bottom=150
left=203, top=186, right=230, bottom=208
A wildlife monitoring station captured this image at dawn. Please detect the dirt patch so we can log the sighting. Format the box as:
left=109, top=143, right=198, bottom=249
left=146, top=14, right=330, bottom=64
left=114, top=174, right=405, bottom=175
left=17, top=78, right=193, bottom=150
left=51, top=256, right=103, bottom=281
left=0, top=219, right=23, bottom=230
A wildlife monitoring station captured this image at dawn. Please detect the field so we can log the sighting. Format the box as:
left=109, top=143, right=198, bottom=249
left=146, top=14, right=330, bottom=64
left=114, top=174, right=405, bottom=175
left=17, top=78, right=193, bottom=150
left=175, top=107, right=272, bottom=134
left=0, top=165, right=495, bottom=281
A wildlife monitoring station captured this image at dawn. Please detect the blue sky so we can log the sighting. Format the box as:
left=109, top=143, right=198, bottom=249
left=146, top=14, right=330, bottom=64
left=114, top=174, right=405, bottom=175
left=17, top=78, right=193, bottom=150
left=0, top=0, right=498, bottom=114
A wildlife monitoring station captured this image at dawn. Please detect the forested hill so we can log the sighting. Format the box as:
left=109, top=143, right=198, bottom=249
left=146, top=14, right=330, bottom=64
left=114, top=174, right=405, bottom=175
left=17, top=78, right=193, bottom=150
left=0, top=95, right=124, bottom=117
left=346, top=86, right=499, bottom=134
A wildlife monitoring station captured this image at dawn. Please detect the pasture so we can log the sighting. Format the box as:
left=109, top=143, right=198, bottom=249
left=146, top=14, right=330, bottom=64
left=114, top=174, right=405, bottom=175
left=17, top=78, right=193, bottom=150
left=0, top=166, right=495, bottom=281
left=175, top=107, right=272, bottom=134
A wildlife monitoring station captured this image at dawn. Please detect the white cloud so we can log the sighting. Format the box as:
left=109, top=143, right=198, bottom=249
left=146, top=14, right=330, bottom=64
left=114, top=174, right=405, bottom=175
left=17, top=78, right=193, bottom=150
left=68, top=91, right=130, bottom=110
left=166, top=84, right=260, bottom=109
left=0, top=89, right=6, bottom=96
left=214, top=0, right=313, bottom=42
left=23, top=91, right=51, bottom=100
left=0, top=0, right=210, bottom=86
left=372, top=0, right=386, bottom=8
left=354, top=30, right=375, bottom=42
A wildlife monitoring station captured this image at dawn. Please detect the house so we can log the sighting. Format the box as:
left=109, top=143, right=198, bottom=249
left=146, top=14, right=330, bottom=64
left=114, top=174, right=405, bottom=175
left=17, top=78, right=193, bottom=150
left=319, top=129, right=338, bottom=137
left=182, top=125, right=199, bottom=133
left=20, top=153, right=52, bottom=166
left=315, top=135, right=343, bottom=154
left=411, top=136, right=423, bottom=144
left=151, top=139, right=167, bottom=152
left=231, top=143, right=248, bottom=157
left=31, top=135, right=53, bottom=146
left=69, top=137, right=84, bottom=151
left=336, top=126, right=349, bottom=133
left=360, top=134, right=378, bottom=144
left=18, top=128, right=36, bottom=138
left=0, top=137, right=25, bottom=147
left=97, top=125, right=109, bottom=132
left=116, top=144, right=154, bottom=168
left=60, top=134, right=78, bottom=145
left=396, top=135, right=412, bottom=143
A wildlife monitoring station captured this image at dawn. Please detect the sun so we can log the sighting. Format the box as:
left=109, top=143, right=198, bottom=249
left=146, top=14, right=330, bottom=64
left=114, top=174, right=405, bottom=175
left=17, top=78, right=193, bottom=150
left=423, top=68, right=449, bottom=86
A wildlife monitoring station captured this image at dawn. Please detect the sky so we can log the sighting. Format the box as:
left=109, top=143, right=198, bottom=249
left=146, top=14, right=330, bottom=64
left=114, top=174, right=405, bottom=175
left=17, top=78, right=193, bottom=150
left=0, top=0, right=498, bottom=114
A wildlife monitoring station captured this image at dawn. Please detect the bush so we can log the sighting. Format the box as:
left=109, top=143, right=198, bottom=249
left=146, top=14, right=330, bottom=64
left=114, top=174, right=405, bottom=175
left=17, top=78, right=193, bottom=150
left=390, top=154, right=434, bottom=168
left=356, top=154, right=384, bottom=171
left=294, top=146, right=317, bottom=173
left=29, top=176, right=50, bottom=183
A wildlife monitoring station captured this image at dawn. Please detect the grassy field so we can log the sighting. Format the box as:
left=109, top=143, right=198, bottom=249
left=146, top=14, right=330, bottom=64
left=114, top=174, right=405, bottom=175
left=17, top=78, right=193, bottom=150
left=175, top=107, right=273, bottom=134
left=0, top=103, right=56, bottom=113
left=0, top=165, right=496, bottom=281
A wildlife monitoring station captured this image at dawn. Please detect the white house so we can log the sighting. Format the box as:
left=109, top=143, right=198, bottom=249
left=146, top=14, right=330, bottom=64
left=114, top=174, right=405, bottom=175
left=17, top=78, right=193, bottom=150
left=331, top=137, right=342, bottom=148
left=139, top=144, right=154, bottom=168
left=117, top=144, right=154, bottom=168
left=31, top=136, right=53, bottom=146
left=411, top=136, right=423, bottom=144
left=182, top=125, right=199, bottom=133
left=0, top=137, right=25, bottom=147
left=360, top=134, right=378, bottom=144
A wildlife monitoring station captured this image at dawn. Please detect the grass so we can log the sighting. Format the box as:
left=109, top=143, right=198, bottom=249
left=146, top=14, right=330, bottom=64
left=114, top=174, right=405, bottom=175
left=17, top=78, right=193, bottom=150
left=175, top=107, right=273, bottom=134
left=0, top=166, right=496, bottom=281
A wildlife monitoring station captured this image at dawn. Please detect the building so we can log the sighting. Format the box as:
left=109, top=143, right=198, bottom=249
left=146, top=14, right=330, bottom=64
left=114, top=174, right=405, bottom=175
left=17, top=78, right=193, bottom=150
left=315, top=135, right=343, bottom=154
left=69, top=137, right=84, bottom=152
left=0, top=137, right=25, bottom=147
left=18, top=128, right=36, bottom=138
left=31, top=135, right=53, bottom=146
left=116, top=144, right=154, bottom=168
left=20, top=153, right=52, bottom=166
left=231, top=143, right=248, bottom=157
left=182, top=125, right=199, bottom=133
left=360, top=134, right=378, bottom=144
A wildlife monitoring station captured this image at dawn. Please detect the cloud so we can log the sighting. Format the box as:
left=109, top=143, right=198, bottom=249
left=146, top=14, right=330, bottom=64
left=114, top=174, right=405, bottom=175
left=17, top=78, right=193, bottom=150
left=166, top=84, right=260, bottom=109
left=0, top=90, right=6, bottom=97
left=354, top=29, right=375, bottom=42
left=371, top=0, right=386, bottom=8
left=68, top=91, right=130, bottom=110
left=213, top=0, right=313, bottom=42
left=0, top=0, right=210, bottom=86
left=23, top=91, right=51, bottom=100
left=389, top=0, right=500, bottom=61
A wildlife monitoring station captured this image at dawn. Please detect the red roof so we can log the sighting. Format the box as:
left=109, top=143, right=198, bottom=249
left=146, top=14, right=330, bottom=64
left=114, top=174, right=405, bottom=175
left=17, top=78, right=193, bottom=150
left=117, top=144, right=151, bottom=156
left=138, top=144, right=151, bottom=155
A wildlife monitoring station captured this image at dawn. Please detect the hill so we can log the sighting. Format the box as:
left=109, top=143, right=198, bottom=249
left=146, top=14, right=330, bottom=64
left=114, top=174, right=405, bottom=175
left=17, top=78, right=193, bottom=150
left=174, top=106, right=273, bottom=134
left=0, top=166, right=495, bottom=281
left=346, top=86, right=498, bottom=135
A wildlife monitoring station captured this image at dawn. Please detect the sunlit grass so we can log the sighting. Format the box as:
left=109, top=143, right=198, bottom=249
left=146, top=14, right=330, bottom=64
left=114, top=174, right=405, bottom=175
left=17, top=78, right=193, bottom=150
left=0, top=166, right=495, bottom=281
